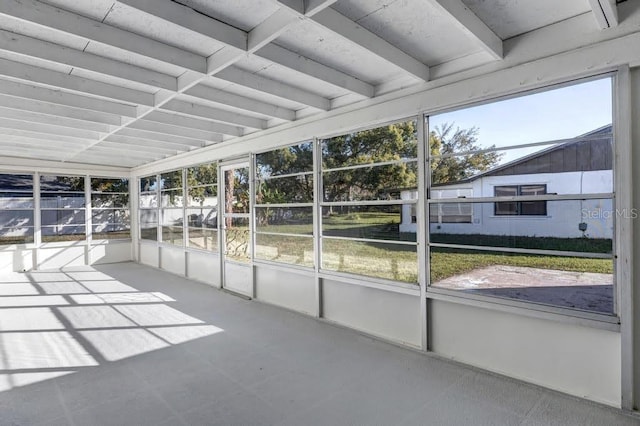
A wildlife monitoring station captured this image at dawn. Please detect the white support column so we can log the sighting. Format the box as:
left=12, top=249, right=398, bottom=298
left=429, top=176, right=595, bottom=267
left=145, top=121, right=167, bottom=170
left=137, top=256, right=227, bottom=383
left=33, top=171, right=41, bottom=270
left=130, top=176, right=139, bottom=263
left=615, top=65, right=634, bottom=410
left=313, top=136, right=322, bottom=318
left=417, top=115, right=428, bottom=351
left=85, top=175, right=92, bottom=265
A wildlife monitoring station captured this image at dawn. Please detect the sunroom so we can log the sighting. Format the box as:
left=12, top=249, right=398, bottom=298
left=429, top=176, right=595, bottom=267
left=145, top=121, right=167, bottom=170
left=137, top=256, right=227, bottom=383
left=0, top=0, right=639, bottom=424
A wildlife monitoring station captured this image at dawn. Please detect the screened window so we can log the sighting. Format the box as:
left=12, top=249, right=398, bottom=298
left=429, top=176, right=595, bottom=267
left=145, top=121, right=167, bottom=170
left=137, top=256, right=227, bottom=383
left=427, top=77, right=615, bottom=315
left=160, top=170, right=183, bottom=246
left=91, top=178, right=130, bottom=239
left=40, top=175, right=86, bottom=242
left=186, top=162, right=218, bottom=252
left=254, top=141, right=314, bottom=267
left=494, top=185, right=547, bottom=216
left=320, top=120, right=419, bottom=283
left=0, top=174, right=34, bottom=244
left=139, top=175, right=158, bottom=241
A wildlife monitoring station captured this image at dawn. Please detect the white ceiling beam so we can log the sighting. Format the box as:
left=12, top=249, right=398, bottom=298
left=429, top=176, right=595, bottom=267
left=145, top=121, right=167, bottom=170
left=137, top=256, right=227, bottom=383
left=185, top=85, right=296, bottom=121
left=144, top=111, right=243, bottom=137
left=427, top=0, right=503, bottom=60
left=0, top=30, right=176, bottom=91
left=104, top=134, right=201, bottom=152
left=0, top=106, right=112, bottom=133
left=305, top=0, right=340, bottom=16
left=0, top=116, right=103, bottom=140
left=0, top=126, right=95, bottom=145
left=0, top=58, right=154, bottom=106
left=0, top=79, right=137, bottom=117
left=311, top=8, right=430, bottom=81
left=79, top=145, right=163, bottom=160
left=0, top=94, right=122, bottom=126
left=162, top=99, right=268, bottom=129
left=116, top=0, right=247, bottom=50
left=248, top=8, right=299, bottom=52
left=126, top=119, right=224, bottom=143
left=216, top=67, right=331, bottom=111
left=116, top=127, right=209, bottom=147
left=0, top=0, right=206, bottom=73
left=98, top=141, right=178, bottom=155
left=255, top=44, right=374, bottom=97
left=0, top=137, right=86, bottom=151
left=66, top=153, right=143, bottom=167
left=589, top=0, right=619, bottom=29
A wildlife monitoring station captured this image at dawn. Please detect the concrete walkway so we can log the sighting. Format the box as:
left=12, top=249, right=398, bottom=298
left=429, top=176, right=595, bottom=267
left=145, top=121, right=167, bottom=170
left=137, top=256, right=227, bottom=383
left=0, top=262, right=636, bottom=425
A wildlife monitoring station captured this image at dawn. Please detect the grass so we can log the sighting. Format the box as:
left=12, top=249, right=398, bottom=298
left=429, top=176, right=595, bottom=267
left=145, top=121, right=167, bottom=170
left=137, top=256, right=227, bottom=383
left=139, top=212, right=615, bottom=285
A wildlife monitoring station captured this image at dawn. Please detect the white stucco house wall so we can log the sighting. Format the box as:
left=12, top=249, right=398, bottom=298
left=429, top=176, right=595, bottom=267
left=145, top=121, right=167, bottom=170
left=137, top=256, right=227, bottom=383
left=401, top=126, right=614, bottom=239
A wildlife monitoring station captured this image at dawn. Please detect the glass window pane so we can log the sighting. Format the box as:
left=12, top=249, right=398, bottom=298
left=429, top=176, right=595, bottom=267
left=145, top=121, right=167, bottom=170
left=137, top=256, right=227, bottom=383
left=0, top=227, right=34, bottom=244
left=92, top=209, right=130, bottom=226
left=322, top=205, right=415, bottom=242
left=139, top=193, right=157, bottom=208
left=41, top=210, right=85, bottom=226
left=92, top=193, right=129, bottom=208
left=255, top=234, right=313, bottom=267
left=161, top=189, right=184, bottom=207
left=430, top=137, right=613, bottom=190
left=187, top=163, right=217, bottom=186
left=255, top=207, right=313, bottom=235
left=186, top=207, right=217, bottom=228
left=431, top=199, right=613, bottom=249
left=140, top=224, right=157, bottom=241
left=187, top=185, right=217, bottom=207
left=160, top=170, right=182, bottom=190
left=161, top=225, right=183, bottom=246
left=0, top=211, right=34, bottom=229
left=223, top=168, right=250, bottom=214
left=188, top=228, right=218, bottom=252
left=323, top=162, right=417, bottom=202
left=322, top=239, right=417, bottom=283
left=225, top=217, right=250, bottom=263
left=322, top=120, right=418, bottom=169
left=0, top=194, right=33, bottom=209
left=92, top=225, right=131, bottom=240
left=430, top=246, right=613, bottom=314
left=41, top=194, right=85, bottom=209
left=429, top=78, right=612, bottom=153
left=256, top=175, right=313, bottom=204
left=140, top=209, right=158, bottom=224
left=40, top=175, right=84, bottom=192
left=91, top=178, right=128, bottom=193
left=140, top=175, right=157, bottom=192
left=256, top=142, right=314, bottom=178
left=42, top=226, right=86, bottom=242
left=0, top=174, right=33, bottom=192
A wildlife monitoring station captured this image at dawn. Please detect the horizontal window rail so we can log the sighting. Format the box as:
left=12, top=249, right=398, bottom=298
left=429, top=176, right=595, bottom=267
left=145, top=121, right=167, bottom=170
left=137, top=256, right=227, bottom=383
left=427, top=193, right=613, bottom=203
left=322, top=157, right=418, bottom=173
left=322, top=235, right=417, bottom=246
left=428, top=242, right=614, bottom=259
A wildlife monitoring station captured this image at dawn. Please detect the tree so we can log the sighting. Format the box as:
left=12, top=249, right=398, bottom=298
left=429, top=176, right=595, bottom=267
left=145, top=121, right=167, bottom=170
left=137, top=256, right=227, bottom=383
left=321, top=121, right=418, bottom=204
left=430, top=123, right=502, bottom=185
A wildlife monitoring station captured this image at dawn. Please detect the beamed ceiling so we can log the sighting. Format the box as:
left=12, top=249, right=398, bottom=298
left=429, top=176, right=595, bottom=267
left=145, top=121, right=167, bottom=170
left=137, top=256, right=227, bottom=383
left=0, top=0, right=633, bottom=168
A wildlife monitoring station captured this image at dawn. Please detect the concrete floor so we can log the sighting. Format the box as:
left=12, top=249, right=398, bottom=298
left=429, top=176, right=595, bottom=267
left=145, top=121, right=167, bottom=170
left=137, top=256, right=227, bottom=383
left=0, top=263, right=637, bottom=426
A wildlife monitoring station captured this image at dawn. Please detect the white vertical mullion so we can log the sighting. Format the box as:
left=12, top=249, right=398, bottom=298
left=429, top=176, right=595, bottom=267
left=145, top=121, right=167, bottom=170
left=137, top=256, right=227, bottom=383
left=615, top=65, right=634, bottom=411
left=85, top=174, right=92, bottom=265
left=249, top=155, right=256, bottom=298
left=417, top=115, right=428, bottom=351
left=33, top=171, right=41, bottom=270
left=156, top=174, right=161, bottom=265
left=130, top=176, right=139, bottom=262
left=218, top=164, right=225, bottom=289
left=314, top=137, right=323, bottom=318
left=183, top=168, right=189, bottom=276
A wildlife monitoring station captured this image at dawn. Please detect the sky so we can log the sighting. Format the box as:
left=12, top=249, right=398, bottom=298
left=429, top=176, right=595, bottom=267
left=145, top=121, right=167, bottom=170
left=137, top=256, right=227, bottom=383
left=428, top=77, right=613, bottom=164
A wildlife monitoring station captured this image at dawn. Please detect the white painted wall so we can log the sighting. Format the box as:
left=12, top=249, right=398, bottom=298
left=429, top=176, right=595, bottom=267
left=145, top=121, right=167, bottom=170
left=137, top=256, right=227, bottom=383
left=186, top=250, right=220, bottom=287
left=322, top=278, right=422, bottom=347
left=255, top=265, right=316, bottom=315
left=430, top=299, right=621, bottom=406
left=402, top=171, right=614, bottom=238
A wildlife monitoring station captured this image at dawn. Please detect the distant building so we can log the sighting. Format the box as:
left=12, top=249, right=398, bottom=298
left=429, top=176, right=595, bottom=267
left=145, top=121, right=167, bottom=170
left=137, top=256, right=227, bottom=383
left=400, top=125, right=613, bottom=239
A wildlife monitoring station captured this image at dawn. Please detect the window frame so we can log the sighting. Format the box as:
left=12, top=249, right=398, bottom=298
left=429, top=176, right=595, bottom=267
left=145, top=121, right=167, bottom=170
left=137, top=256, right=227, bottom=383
left=494, top=184, right=547, bottom=216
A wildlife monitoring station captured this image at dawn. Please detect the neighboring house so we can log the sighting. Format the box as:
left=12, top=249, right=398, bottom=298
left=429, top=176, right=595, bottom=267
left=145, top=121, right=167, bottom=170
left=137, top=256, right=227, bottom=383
left=400, top=125, right=614, bottom=239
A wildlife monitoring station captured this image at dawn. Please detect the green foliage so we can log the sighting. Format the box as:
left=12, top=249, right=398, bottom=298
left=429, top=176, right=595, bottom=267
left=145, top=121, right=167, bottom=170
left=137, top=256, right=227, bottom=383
left=322, top=120, right=418, bottom=202
left=430, top=123, right=503, bottom=185
left=187, top=163, right=217, bottom=205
